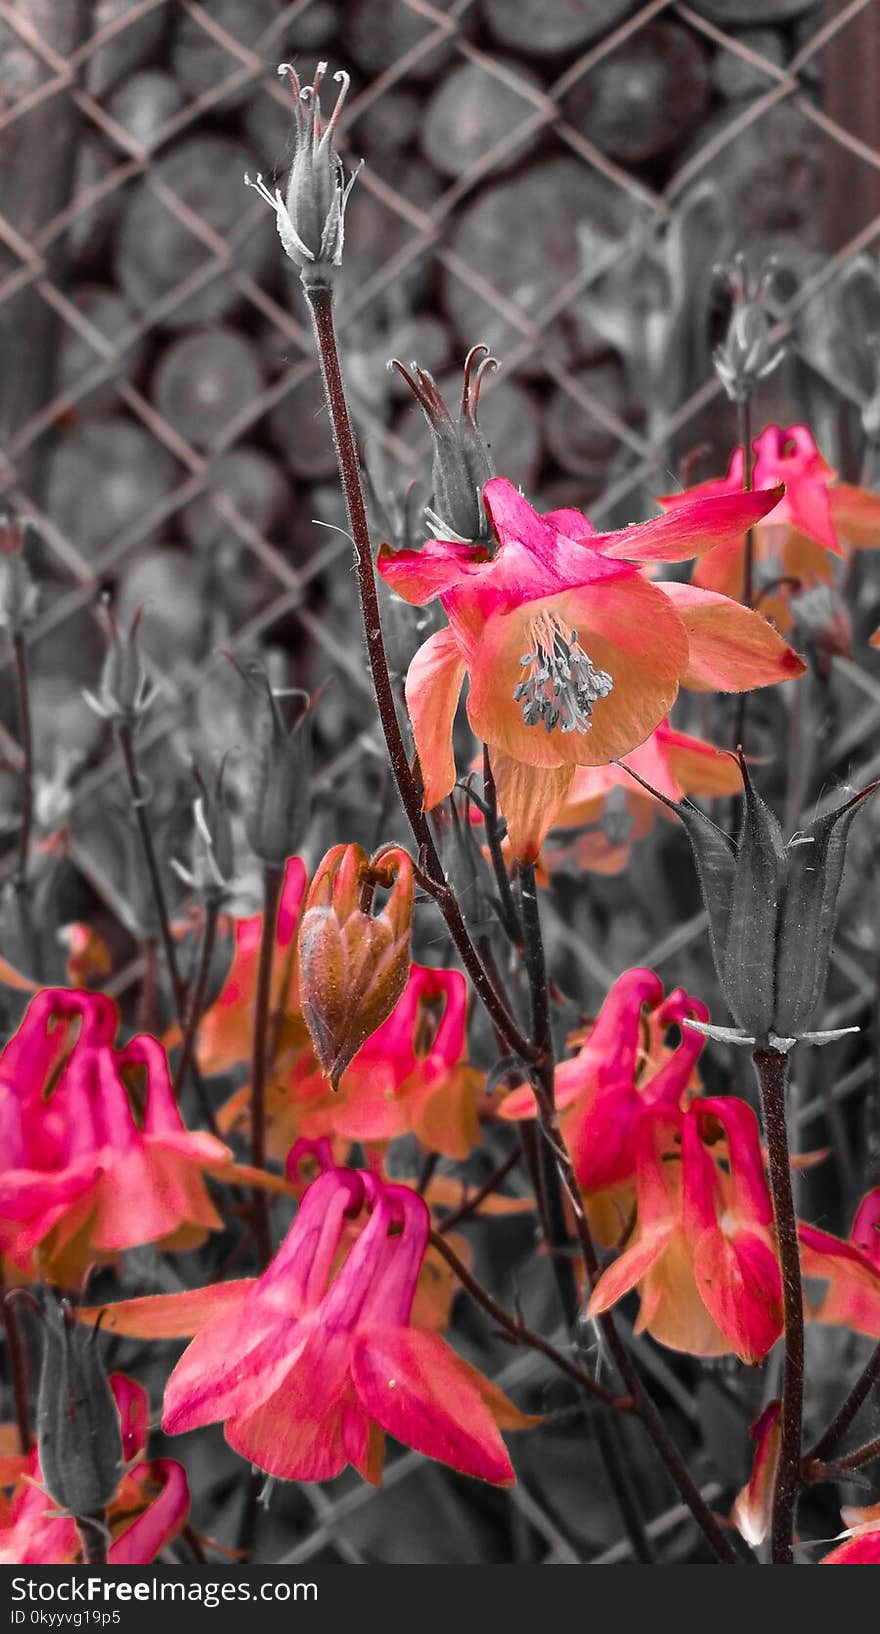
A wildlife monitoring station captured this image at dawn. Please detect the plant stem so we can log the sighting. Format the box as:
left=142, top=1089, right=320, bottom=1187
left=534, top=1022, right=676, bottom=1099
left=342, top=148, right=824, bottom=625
left=428, top=1230, right=626, bottom=1410
left=173, top=897, right=221, bottom=1133
left=753, top=1046, right=804, bottom=1565
left=304, top=281, right=536, bottom=1068
left=436, top=1148, right=520, bottom=1233
left=832, top=1433, right=880, bottom=1472
left=11, top=632, right=41, bottom=979
left=732, top=395, right=754, bottom=756
left=75, top=1514, right=108, bottom=1564
left=482, top=746, right=522, bottom=943
left=250, top=862, right=283, bottom=1268
left=117, top=719, right=184, bottom=1008
left=1, top=1291, right=31, bottom=1452
left=806, top=1338, right=880, bottom=1464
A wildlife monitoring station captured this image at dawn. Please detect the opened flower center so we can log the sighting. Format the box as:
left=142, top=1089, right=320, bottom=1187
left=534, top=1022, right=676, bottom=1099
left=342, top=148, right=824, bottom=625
left=514, top=612, right=613, bottom=735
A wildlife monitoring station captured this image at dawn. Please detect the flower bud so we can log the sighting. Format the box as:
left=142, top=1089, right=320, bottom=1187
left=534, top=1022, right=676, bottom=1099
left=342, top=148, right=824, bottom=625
left=36, top=1297, right=122, bottom=1518
left=713, top=254, right=785, bottom=404
left=0, top=515, right=39, bottom=633
left=390, top=345, right=496, bottom=543
left=298, top=842, right=414, bottom=1087
left=244, top=672, right=312, bottom=868
left=629, top=756, right=877, bottom=1047
left=244, top=62, right=361, bottom=288
left=83, top=603, right=156, bottom=724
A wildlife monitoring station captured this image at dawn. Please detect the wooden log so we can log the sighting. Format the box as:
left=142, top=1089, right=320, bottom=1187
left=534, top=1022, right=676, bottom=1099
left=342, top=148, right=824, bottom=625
left=563, top=22, right=711, bottom=166
left=712, top=30, right=787, bottom=102
left=482, top=0, right=637, bottom=57
left=86, top=0, right=167, bottom=99
left=344, top=0, right=459, bottom=81
left=57, top=285, right=145, bottom=418
left=116, top=547, right=205, bottom=670
left=689, top=0, right=820, bottom=23
left=679, top=101, right=824, bottom=246
left=151, top=327, right=264, bottom=452
left=114, top=136, right=276, bottom=328
left=544, top=361, right=629, bottom=479
left=180, top=446, right=291, bottom=550
left=354, top=88, right=422, bottom=159
left=45, top=418, right=176, bottom=559
left=267, top=371, right=337, bottom=480
left=106, top=70, right=184, bottom=153
left=420, top=58, right=542, bottom=180
left=441, top=158, right=635, bottom=365
left=171, top=0, right=280, bottom=112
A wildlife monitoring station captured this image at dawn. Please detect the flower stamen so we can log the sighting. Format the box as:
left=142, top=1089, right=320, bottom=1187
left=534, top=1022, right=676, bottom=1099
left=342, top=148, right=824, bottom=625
left=514, top=611, right=613, bottom=735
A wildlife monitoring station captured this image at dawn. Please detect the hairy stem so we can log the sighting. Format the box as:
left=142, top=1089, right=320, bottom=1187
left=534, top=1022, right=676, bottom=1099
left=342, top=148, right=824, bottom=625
left=250, top=863, right=283, bottom=1268
left=75, top=1514, right=108, bottom=1565
left=753, top=1046, right=804, bottom=1565
left=173, top=896, right=221, bottom=1134
left=304, top=281, right=536, bottom=1066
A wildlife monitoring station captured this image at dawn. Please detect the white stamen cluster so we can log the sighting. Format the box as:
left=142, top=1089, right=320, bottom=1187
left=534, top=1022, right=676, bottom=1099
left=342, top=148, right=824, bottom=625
left=514, top=611, right=613, bottom=735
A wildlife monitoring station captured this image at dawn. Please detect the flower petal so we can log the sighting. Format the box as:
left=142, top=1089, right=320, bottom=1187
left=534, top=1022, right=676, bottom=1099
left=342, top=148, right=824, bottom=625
left=489, top=750, right=574, bottom=863
left=660, top=581, right=806, bottom=692
left=76, top=1281, right=253, bottom=1340
left=377, top=538, right=490, bottom=605
left=351, top=1325, right=520, bottom=1486
left=405, top=626, right=467, bottom=809
left=596, top=486, right=783, bottom=563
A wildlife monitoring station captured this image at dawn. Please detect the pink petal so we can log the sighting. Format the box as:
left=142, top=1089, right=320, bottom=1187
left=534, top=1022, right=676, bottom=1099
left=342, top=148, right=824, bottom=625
left=404, top=626, right=467, bottom=809
left=377, top=538, right=490, bottom=605
left=108, top=1460, right=190, bottom=1564
left=596, top=486, right=782, bottom=563
left=659, top=581, right=806, bottom=692
left=692, top=1227, right=783, bottom=1364
left=351, top=1325, right=517, bottom=1485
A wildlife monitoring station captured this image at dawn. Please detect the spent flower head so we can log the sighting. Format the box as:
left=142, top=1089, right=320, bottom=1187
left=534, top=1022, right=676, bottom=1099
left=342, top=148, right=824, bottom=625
left=244, top=62, right=361, bottom=287
left=391, top=345, right=496, bottom=544
left=0, top=514, right=39, bottom=633
left=713, top=253, right=785, bottom=404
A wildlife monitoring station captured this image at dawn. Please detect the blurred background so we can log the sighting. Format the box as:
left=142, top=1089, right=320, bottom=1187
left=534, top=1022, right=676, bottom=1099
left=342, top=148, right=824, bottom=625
left=3, top=0, right=880, bottom=1565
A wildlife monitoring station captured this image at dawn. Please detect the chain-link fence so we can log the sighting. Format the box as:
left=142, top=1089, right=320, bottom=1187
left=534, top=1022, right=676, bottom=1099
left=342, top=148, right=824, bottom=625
left=2, top=0, right=880, bottom=1563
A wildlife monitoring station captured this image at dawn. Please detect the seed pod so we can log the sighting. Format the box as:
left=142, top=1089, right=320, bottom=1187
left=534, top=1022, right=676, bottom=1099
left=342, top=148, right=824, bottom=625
left=0, top=515, right=38, bottom=633
left=244, top=673, right=312, bottom=868
left=151, top=327, right=264, bottom=452
left=390, top=346, right=495, bottom=542
left=36, top=1299, right=122, bottom=1518
left=298, top=843, right=414, bottom=1087
left=722, top=765, right=786, bottom=1037
left=774, top=783, right=878, bottom=1038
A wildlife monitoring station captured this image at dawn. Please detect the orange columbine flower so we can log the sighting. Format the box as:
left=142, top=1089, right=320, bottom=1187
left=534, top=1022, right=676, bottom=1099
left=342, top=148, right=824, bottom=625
left=378, top=476, right=802, bottom=859
left=659, top=423, right=880, bottom=629
left=500, top=969, right=707, bottom=1244
left=532, top=716, right=743, bottom=875
left=587, top=1097, right=784, bottom=1363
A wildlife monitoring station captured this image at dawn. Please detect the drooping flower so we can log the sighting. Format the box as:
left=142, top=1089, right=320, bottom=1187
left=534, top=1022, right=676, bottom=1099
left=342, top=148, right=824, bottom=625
left=820, top=1501, right=880, bottom=1564
left=587, top=1097, right=784, bottom=1362
left=660, top=423, right=880, bottom=626
left=305, top=964, right=482, bottom=1160
left=800, top=1187, right=880, bottom=1337
left=500, top=969, right=707, bottom=1241
left=378, top=476, right=802, bottom=858
left=78, top=1169, right=533, bottom=1487
left=0, top=988, right=234, bottom=1283
left=0, top=1373, right=188, bottom=1566
left=522, top=717, right=743, bottom=875
left=730, top=1401, right=782, bottom=1549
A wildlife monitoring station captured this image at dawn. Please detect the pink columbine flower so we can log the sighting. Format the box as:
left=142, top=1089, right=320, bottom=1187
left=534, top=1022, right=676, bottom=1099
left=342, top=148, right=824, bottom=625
left=100, top=1168, right=531, bottom=1487
left=378, top=476, right=802, bottom=859
left=0, top=1373, right=188, bottom=1566
left=820, top=1501, right=880, bottom=1565
left=310, top=964, right=481, bottom=1160
left=587, top=1097, right=784, bottom=1363
left=499, top=969, right=708, bottom=1238
left=0, top=988, right=231, bottom=1282
left=659, top=423, right=880, bottom=622
left=799, top=1186, right=880, bottom=1337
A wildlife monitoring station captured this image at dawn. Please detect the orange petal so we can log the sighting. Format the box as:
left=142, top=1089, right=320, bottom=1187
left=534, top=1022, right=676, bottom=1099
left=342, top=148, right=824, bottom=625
left=405, top=625, right=467, bottom=809
left=660, top=582, right=806, bottom=692
left=76, top=1281, right=253, bottom=1339
left=830, top=483, right=880, bottom=549
left=490, top=750, right=574, bottom=864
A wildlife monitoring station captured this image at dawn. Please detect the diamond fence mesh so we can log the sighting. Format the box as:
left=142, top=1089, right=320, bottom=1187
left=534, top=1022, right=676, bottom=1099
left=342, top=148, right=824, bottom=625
left=2, top=0, right=880, bottom=1563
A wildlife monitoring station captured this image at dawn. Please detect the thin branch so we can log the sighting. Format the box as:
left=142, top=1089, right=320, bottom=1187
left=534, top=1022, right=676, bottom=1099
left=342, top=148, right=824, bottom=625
left=250, top=863, right=283, bottom=1269
left=172, top=897, right=221, bottom=1134
left=806, top=1338, right=880, bottom=1464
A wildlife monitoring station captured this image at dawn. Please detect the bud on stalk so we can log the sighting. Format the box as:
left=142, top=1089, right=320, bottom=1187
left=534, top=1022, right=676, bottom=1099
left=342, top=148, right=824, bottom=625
left=36, top=1298, right=122, bottom=1525
left=298, top=843, right=414, bottom=1087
